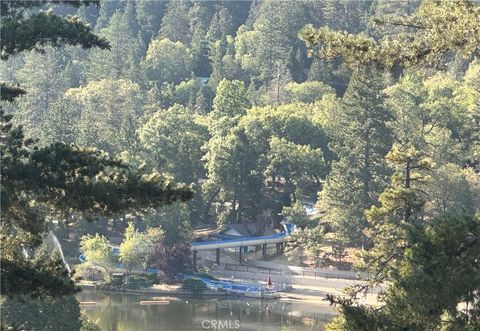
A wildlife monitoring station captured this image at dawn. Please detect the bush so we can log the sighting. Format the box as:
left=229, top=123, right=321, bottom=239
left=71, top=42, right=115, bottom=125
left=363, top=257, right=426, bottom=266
left=181, top=278, right=207, bottom=295
left=127, top=275, right=157, bottom=289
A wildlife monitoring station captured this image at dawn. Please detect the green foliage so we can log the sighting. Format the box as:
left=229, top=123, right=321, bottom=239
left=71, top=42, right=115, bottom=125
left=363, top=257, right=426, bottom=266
left=66, top=78, right=145, bottom=155
left=125, top=274, right=159, bottom=289
left=155, top=241, right=192, bottom=284
left=0, top=83, right=26, bottom=102
left=78, top=234, right=114, bottom=283
left=3, top=109, right=189, bottom=285
left=208, top=79, right=250, bottom=135
left=301, top=0, right=480, bottom=70
left=281, top=202, right=312, bottom=229
left=1, top=254, right=78, bottom=298
left=181, top=278, right=207, bottom=295
left=118, top=224, right=162, bottom=280
left=139, top=104, right=209, bottom=184
left=158, top=1, right=192, bottom=45
left=316, top=68, right=392, bottom=246
left=135, top=0, right=165, bottom=45
left=1, top=2, right=109, bottom=60
left=1, top=294, right=83, bottom=330
left=266, top=136, right=326, bottom=197
left=14, top=47, right=69, bottom=139
left=80, top=314, right=102, bottom=331
left=86, top=10, right=140, bottom=81
left=284, top=81, right=336, bottom=104
left=119, top=222, right=144, bottom=281
left=235, top=0, right=310, bottom=82
left=145, top=203, right=192, bottom=247
left=208, top=35, right=242, bottom=88
left=327, top=215, right=480, bottom=330
left=4, top=3, right=480, bottom=330
left=144, top=38, right=193, bottom=85
left=205, top=127, right=263, bottom=222
left=285, top=229, right=324, bottom=267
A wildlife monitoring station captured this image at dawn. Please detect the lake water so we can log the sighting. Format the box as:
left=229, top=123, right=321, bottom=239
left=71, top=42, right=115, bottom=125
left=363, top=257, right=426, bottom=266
left=78, top=290, right=336, bottom=331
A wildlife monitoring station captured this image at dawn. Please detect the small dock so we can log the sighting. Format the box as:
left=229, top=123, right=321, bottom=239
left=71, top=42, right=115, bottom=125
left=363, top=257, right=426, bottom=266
left=140, top=300, right=170, bottom=305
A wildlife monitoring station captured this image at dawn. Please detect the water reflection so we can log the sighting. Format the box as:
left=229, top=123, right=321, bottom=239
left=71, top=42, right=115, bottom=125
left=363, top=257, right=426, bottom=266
left=78, top=290, right=336, bottom=331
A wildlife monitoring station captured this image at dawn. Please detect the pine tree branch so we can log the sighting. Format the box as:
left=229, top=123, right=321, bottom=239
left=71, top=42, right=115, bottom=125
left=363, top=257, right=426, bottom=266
left=1, top=11, right=110, bottom=60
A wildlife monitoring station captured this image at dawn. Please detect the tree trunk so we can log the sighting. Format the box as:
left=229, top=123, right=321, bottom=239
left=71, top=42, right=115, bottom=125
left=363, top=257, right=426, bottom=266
left=201, top=186, right=220, bottom=223
left=405, top=159, right=412, bottom=221
left=232, top=176, right=238, bottom=212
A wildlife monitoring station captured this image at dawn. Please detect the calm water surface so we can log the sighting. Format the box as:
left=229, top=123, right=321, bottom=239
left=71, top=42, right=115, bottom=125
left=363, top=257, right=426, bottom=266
left=78, top=290, right=336, bottom=331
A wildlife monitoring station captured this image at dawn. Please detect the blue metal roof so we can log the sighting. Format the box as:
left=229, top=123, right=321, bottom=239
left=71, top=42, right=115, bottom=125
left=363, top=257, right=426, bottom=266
left=191, top=232, right=287, bottom=247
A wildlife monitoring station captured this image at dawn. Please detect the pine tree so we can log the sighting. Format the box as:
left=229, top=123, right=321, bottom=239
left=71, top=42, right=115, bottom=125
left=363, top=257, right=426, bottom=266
left=207, top=6, right=234, bottom=42
left=0, top=2, right=192, bottom=300
left=86, top=10, right=141, bottom=81
left=94, top=0, right=124, bottom=31
left=66, top=79, right=145, bottom=155
left=322, top=0, right=367, bottom=33
left=1, top=0, right=109, bottom=99
left=15, top=47, right=69, bottom=140
left=235, top=0, right=310, bottom=83
left=158, top=0, right=192, bottom=45
left=317, top=68, right=392, bottom=246
left=136, top=0, right=166, bottom=46
left=189, top=2, right=213, bottom=77
left=301, top=0, right=480, bottom=71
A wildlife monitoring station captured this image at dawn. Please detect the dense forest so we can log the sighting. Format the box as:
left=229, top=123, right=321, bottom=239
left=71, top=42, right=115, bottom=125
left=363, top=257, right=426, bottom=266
left=1, top=0, right=479, bottom=330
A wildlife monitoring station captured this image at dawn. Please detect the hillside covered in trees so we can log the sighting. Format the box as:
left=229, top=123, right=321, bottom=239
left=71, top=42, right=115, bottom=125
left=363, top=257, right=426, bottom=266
left=1, top=0, right=480, bottom=330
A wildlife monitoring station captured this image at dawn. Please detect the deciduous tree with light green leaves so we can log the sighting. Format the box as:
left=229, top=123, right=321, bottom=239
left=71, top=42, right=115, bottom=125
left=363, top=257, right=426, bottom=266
left=208, top=79, right=250, bottom=136
left=119, top=222, right=144, bottom=282
left=139, top=104, right=209, bottom=184
left=143, top=38, right=193, bottom=85
left=79, top=234, right=114, bottom=283
left=266, top=136, right=326, bottom=200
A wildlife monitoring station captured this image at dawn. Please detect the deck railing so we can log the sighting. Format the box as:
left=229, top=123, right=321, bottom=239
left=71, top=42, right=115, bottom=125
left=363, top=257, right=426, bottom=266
left=220, top=263, right=363, bottom=280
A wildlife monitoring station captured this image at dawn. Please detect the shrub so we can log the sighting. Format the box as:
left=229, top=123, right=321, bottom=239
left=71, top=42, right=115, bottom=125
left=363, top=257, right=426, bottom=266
left=181, top=278, right=207, bottom=295
left=127, top=275, right=156, bottom=289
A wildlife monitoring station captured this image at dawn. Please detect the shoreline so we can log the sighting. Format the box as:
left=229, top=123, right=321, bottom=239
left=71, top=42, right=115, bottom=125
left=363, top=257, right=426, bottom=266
left=78, top=282, right=343, bottom=305
left=79, top=283, right=231, bottom=298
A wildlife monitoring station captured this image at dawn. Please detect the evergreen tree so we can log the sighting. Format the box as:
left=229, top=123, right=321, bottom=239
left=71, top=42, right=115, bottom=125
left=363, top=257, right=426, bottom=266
left=322, top=0, right=367, bottom=33
left=94, top=0, right=125, bottom=31
left=86, top=10, right=141, bottom=81
left=135, top=0, right=166, bottom=46
left=235, top=1, right=308, bottom=84
left=207, top=6, right=234, bottom=42
left=205, top=127, right=262, bottom=223
left=15, top=47, right=69, bottom=140
left=188, top=2, right=213, bottom=77
left=1, top=2, right=192, bottom=302
left=317, top=68, right=392, bottom=246
left=66, top=79, right=145, bottom=155
left=158, top=0, right=191, bottom=45
left=208, top=35, right=243, bottom=89
left=301, top=0, right=480, bottom=71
